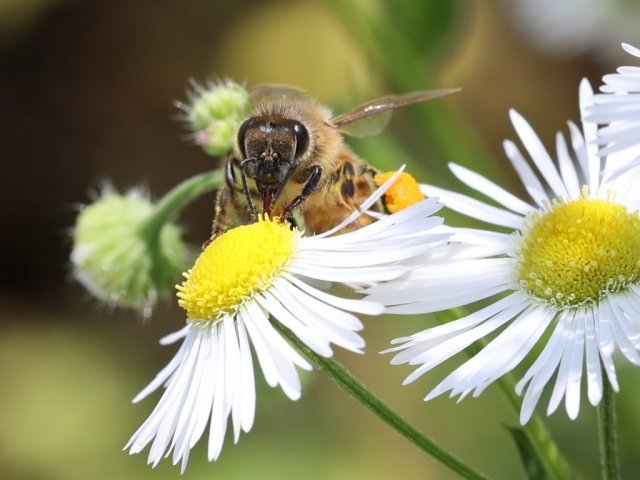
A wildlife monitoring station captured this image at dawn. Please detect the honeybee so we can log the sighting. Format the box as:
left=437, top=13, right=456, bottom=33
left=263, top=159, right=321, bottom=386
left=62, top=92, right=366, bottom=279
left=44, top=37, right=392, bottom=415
left=210, top=85, right=459, bottom=240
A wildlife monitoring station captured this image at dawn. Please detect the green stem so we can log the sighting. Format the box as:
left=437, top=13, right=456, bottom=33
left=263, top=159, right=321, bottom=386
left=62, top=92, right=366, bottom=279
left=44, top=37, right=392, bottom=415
left=433, top=310, right=574, bottom=480
left=597, top=376, right=620, bottom=480
left=138, top=169, right=223, bottom=239
left=496, top=372, right=574, bottom=480
left=272, top=320, right=491, bottom=480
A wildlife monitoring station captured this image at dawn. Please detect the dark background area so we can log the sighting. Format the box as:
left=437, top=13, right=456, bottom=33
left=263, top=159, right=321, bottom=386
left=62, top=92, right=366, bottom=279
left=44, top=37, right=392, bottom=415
left=1, top=1, right=639, bottom=479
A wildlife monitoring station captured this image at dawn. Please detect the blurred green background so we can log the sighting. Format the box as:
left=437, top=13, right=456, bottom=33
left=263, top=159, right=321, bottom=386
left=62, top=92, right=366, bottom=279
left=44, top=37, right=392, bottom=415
left=1, top=1, right=640, bottom=479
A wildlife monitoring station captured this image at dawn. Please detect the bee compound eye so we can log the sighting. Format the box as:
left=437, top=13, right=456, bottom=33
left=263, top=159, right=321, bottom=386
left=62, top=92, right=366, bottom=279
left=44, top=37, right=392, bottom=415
left=237, top=127, right=247, bottom=158
left=237, top=118, right=255, bottom=158
left=292, top=122, right=309, bottom=159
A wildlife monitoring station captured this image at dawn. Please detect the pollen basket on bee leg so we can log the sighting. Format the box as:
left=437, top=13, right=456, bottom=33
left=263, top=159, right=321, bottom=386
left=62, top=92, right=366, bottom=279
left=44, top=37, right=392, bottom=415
left=374, top=171, right=425, bottom=213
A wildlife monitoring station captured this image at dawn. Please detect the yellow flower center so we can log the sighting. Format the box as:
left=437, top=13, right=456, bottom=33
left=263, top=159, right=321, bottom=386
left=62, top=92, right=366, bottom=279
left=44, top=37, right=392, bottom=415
left=516, top=190, right=640, bottom=308
left=374, top=171, right=425, bottom=213
left=176, top=216, right=296, bottom=321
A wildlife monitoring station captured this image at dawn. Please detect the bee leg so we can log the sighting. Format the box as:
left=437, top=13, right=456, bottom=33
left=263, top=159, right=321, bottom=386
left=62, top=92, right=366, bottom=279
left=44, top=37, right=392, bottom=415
left=282, top=165, right=322, bottom=219
left=286, top=216, right=299, bottom=230
left=238, top=161, right=257, bottom=219
left=205, top=186, right=232, bottom=249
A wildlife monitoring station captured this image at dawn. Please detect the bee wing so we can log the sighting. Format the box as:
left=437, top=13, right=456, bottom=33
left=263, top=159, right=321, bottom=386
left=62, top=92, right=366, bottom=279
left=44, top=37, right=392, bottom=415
left=329, top=88, right=461, bottom=137
left=249, top=85, right=309, bottom=104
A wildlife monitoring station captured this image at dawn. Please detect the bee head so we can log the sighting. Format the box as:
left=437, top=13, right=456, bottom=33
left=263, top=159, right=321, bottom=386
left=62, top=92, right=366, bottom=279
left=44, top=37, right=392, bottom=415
left=238, top=115, right=310, bottom=185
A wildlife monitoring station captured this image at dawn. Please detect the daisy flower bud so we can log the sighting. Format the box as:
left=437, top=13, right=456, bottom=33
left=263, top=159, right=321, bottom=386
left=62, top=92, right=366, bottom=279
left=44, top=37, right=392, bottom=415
left=183, top=80, right=250, bottom=156
left=71, top=187, right=190, bottom=316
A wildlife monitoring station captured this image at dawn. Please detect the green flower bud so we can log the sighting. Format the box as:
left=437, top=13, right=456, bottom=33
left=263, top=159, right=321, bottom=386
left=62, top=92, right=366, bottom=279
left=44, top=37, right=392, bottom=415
left=71, top=187, right=191, bottom=316
left=185, top=80, right=250, bottom=156
left=197, top=118, right=238, bottom=157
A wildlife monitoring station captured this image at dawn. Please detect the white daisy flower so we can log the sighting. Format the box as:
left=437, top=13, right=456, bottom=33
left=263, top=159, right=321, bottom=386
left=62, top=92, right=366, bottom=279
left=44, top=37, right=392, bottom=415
left=588, top=43, right=640, bottom=157
left=125, top=171, right=448, bottom=472
left=370, top=80, right=640, bottom=424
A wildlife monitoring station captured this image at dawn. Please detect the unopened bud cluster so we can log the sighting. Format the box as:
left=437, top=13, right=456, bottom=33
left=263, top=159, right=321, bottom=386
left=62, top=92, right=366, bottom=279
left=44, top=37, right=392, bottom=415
left=184, top=80, right=250, bottom=156
left=71, top=188, right=190, bottom=316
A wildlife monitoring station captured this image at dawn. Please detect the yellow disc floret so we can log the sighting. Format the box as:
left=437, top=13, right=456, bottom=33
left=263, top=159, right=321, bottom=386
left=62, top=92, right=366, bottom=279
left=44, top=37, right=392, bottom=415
left=176, top=216, right=296, bottom=321
left=374, top=171, right=425, bottom=213
left=516, top=191, right=640, bottom=308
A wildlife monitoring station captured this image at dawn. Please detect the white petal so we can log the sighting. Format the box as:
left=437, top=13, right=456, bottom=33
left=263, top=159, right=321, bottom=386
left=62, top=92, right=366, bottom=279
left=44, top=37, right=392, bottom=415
left=509, top=109, right=569, bottom=199
left=518, top=312, right=573, bottom=424
left=149, top=327, right=207, bottom=466
left=172, top=326, right=211, bottom=467
left=419, top=241, right=508, bottom=260
left=503, top=139, right=547, bottom=207
left=601, top=155, right=640, bottom=185
left=242, top=300, right=311, bottom=375
left=584, top=308, right=603, bottom=406
left=444, top=306, right=552, bottom=399
left=132, top=329, right=195, bottom=403
left=599, top=127, right=640, bottom=156
left=546, top=314, right=580, bottom=417
left=478, top=308, right=553, bottom=391
left=600, top=74, right=640, bottom=93
left=311, top=197, right=444, bottom=248
left=222, top=318, right=242, bottom=443
left=208, top=323, right=229, bottom=461
left=425, top=304, right=549, bottom=400
left=241, top=305, right=279, bottom=388
left=595, top=309, right=620, bottom=392
left=421, top=184, right=524, bottom=228
left=622, top=42, right=640, bottom=58
left=401, top=296, right=529, bottom=385
left=447, top=228, right=514, bottom=249
left=282, top=281, right=363, bottom=331
left=257, top=292, right=333, bottom=358
left=578, top=79, right=600, bottom=193
left=243, top=303, right=303, bottom=401
left=284, top=273, right=384, bottom=316
left=188, top=326, right=218, bottom=449
left=388, top=293, right=522, bottom=350
left=385, top=280, right=510, bottom=314
left=241, top=302, right=310, bottom=405
left=449, top=163, right=533, bottom=215
left=210, top=325, right=229, bottom=459
left=616, top=289, right=640, bottom=330
left=270, top=279, right=365, bottom=353
left=294, top=237, right=440, bottom=268
left=236, top=320, right=256, bottom=433
left=607, top=298, right=640, bottom=365
left=160, top=325, right=190, bottom=345
left=288, top=262, right=407, bottom=283
left=591, top=102, right=640, bottom=124
left=366, top=259, right=512, bottom=306
left=564, top=312, right=585, bottom=420
left=555, top=132, right=581, bottom=199
left=567, top=122, right=590, bottom=182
